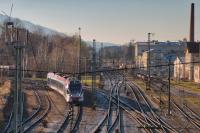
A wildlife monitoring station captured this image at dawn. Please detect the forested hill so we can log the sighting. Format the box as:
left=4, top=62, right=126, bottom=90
left=0, top=15, right=91, bottom=77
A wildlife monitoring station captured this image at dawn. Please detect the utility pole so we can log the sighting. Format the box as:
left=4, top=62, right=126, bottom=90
left=168, top=57, right=171, bottom=115
left=100, top=43, right=103, bottom=67
left=15, top=42, right=24, bottom=133
left=84, top=57, right=87, bottom=83
left=78, top=27, right=81, bottom=80
left=81, top=57, right=89, bottom=84
left=5, top=22, right=26, bottom=132
left=117, top=46, right=120, bottom=68
left=199, top=43, right=200, bottom=87
left=146, top=33, right=153, bottom=90
left=99, top=43, right=103, bottom=87
left=92, top=39, right=96, bottom=106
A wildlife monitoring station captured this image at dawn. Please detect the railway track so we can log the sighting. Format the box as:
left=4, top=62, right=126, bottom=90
left=56, top=113, right=70, bottom=133
left=3, top=92, right=25, bottom=133
left=94, top=72, right=153, bottom=133
left=126, top=84, right=157, bottom=133
left=93, top=72, right=163, bottom=132
left=107, top=73, right=124, bottom=133
left=172, top=101, right=200, bottom=131
left=107, top=81, right=122, bottom=133
left=183, top=104, right=200, bottom=121
left=92, top=72, right=122, bottom=133
left=98, top=89, right=156, bottom=133
left=142, top=74, right=200, bottom=132
left=45, top=86, right=82, bottom=133
left=3, top=108, right=13, bottom=133
left=3, top=78, right=83, bottom=133
left=26, top=79, right=82, bottom=133
left=128, top=82, right=170, bottom=132
left=36, top=80, right=77, bottom=133
left=70, top=105, right=83, bottom=133
left=23, top=89, right=51, bottom=133
left=45, top=89, right=70, bottom=133
left=5, top=79, right=51, bottom=133
left=115, top=72, right=179, bottom=132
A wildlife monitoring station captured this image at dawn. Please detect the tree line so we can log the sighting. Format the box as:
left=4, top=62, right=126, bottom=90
left=0, top=27, right=92, bottom=77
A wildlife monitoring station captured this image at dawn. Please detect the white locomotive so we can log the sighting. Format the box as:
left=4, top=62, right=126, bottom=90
left=47, top=72, right=84, bottom=104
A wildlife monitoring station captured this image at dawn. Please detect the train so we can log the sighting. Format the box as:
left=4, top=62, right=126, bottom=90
left=136, top=72, right=160, bottom=82
left=47, top=72, right=84, bottom=104
left=136, top=73, right=148, bottom=81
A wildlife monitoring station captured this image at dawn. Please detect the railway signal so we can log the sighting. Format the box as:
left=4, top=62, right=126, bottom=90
left=5, top=22, right=26, bottom=132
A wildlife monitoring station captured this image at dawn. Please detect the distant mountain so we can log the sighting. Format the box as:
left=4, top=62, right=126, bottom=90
left=0, top=14, right=66, bottom=37
left=86, top=41, right=120, bottom=50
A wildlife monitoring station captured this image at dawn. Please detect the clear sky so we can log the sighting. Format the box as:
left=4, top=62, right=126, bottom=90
left=0, top=0, right=200, bottom=44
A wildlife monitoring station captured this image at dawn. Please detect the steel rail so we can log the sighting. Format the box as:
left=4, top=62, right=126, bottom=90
left=70, top=105, right=83, bottom=133
left=99, top=90, right=151, bottom=133
left=107, top=82, right=123, bottom=133
left=91, top=72, right=112, bottom=133
left=128, top=82, right=166, bottom=132
left=22, top=94, right=51, bottom=133
left=183, top=104, right=200, bottom=121
left=127, top=84, right=157, bottom=133
left=172, top=101, right=200, bottom=131
left=3, top=109, right=13, bottom=133
left=130, top=81, right=178, bottom=133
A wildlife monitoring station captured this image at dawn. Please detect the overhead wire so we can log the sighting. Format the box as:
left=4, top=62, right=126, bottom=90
left=1, top=61, right=200, bottom=75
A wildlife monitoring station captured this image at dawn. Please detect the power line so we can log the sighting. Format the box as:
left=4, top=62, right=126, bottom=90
left=1, top=61, right=200, bottom=76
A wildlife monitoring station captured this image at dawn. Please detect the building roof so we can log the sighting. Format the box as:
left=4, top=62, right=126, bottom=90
left=175, top=56, right=185, bottom=63
left=186, top=42, right=200, bottom=53
left=135, top=41, right=181, bottom=46
left=163, top=54, right=177, bottom=62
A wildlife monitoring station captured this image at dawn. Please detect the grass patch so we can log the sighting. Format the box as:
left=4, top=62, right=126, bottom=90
left=130, top=76, right=200, bottom=111
left=81, top=75, right=101, bottom=87
left=171, top=80, right=200, bottom=93
left=23, top=77, right=47, bottom=81
left=132, top=78, right=146, bottom=91
left=184, top=96, right=200, bottom=105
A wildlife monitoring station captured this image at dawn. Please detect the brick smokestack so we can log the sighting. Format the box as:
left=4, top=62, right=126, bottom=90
left=190, top=3, right=195, bottom=42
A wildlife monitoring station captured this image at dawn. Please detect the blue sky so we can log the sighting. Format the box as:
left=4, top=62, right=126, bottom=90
left=0, top=0, right=200, bottom=44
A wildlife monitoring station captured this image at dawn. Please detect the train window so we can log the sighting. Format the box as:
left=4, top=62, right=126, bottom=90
left=69, top=82, right=81, bottom=94
left=48, top=78, right=64, bottom=90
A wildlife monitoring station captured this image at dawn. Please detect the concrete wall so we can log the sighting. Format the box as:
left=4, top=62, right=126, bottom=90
left=194, top=64, right=200, bottom=83
left=174, top=58, right=185, bottom=79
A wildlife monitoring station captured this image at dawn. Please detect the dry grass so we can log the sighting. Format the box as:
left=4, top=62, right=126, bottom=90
left=81, top=75, right=101, bottom=87
left=132, top=78, right=146, bottom=91
left=171, top=80, right=200, bottom=93
left=0, top=80, right=11, bottom=96
left=0, top=80, right=11, bottom=125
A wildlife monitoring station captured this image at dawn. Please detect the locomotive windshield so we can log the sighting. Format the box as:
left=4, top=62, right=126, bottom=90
left=69, top=81, right=81, bottom=94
